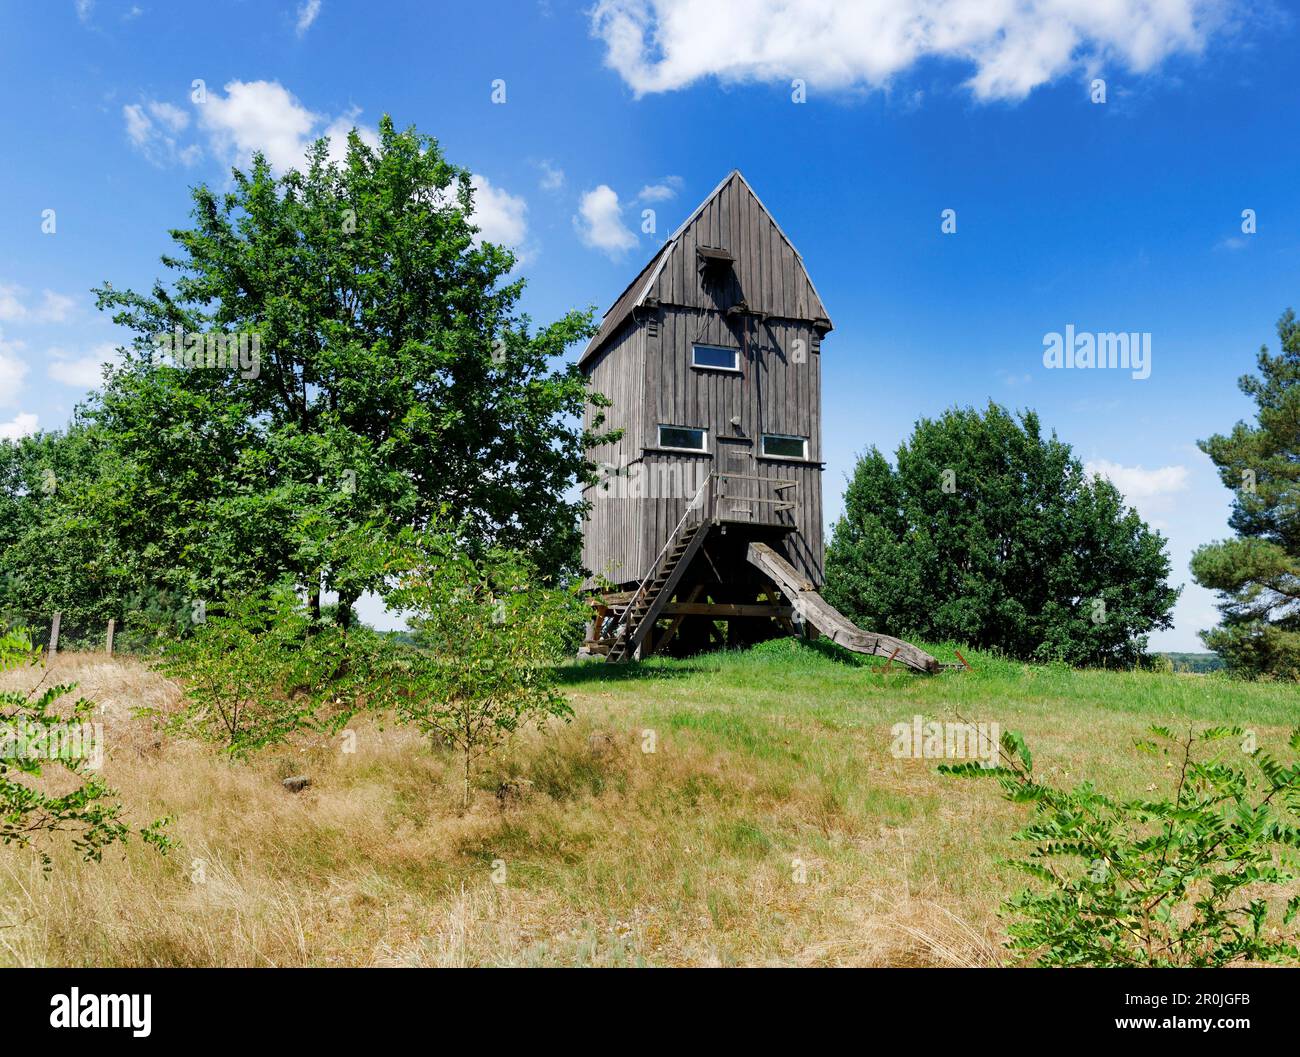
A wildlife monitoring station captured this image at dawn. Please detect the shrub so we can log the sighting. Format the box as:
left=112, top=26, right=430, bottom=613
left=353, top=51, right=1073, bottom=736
left=383, top=531, right=588, bottom=807
left=943, top=725, right=1300, bottom=966
left=155, top=588, right=385, bottom=756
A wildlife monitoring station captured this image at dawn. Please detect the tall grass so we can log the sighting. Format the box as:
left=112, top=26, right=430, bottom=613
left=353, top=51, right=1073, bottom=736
left=0, top=644, right=1293, bottom=966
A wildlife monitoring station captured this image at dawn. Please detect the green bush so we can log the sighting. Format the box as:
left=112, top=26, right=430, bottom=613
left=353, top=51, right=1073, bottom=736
left=155, top=589, right=387, bottom=757
left=944, top=725, right=1300, bottom=966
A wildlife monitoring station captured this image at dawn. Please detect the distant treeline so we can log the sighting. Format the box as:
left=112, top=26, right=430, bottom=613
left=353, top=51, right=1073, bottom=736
left=1157, top=652, right=1224, bottom=673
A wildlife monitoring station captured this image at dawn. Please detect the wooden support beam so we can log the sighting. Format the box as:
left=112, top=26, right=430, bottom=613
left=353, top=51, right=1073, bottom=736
left=659, top=602, right=795, bottom=618
left=650, top=584, right=705, bottom=657
left=746, top=542, right=941, bottom=674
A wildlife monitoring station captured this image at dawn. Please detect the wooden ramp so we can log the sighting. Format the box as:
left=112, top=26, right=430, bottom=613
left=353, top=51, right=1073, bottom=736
left=746, top=543, right=942, bottom=674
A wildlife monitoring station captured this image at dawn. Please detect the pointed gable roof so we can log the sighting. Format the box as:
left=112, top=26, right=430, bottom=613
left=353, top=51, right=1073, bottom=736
left=579, top=170, right=832, bottom=367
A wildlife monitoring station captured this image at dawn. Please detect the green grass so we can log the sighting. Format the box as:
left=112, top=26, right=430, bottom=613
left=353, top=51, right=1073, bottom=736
left=4, top=643, right=1297, bottom=967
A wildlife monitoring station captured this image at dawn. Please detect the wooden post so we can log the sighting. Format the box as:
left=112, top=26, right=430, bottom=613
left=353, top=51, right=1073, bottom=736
left=106, top=618, right=116, bottom=657
left=49, top=611, right=61, bottom=658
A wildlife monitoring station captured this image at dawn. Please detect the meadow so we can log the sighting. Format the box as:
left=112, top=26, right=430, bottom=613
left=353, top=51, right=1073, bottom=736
left=1, top=641, right=1296, bottom=967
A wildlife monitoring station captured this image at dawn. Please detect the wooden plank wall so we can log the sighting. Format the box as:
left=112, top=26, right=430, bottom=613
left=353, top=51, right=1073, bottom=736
left=581, top=318, right=645, bottom=585
left=648, top=174, right=827, bottom=323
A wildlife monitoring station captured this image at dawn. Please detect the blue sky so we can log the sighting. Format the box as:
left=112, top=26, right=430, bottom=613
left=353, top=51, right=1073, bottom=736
left=1, top=0, right=1297, bottom=649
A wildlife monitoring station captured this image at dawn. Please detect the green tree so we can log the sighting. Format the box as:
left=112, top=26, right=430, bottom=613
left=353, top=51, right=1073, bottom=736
left=824, top=403, right=1177, bottom=665
left=382, top=529, right=587, bottom=808
left=1191, top=309, right=1300, bottom=678
left=155, top=587, right=389, bottom=757
left=5, top=116, right=613, bottom=635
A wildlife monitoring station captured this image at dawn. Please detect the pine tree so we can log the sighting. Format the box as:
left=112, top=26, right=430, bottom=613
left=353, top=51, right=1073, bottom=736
left=1191, top=309, right=1300, bottom=677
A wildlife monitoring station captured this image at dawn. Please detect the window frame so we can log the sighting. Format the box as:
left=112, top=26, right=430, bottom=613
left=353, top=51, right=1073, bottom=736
left=691, top=343, right=742, bottom=373
left=657, top=424, right=709, bottom=453
left=759, top=433, right=809, bottom=460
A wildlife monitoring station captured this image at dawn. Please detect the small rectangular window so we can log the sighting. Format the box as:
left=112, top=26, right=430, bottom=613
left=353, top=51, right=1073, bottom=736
left=761, top=433, right=807, bottom=460
left=692, top=344, right=740, bottom=371
left=658, top=425, right=708, bottom=451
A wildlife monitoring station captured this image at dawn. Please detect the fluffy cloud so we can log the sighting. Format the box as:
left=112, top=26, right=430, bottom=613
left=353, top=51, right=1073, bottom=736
left=469, top=174, right=529, bottom=248
left=123, top=101, right=201, bottom=166
left=1085, top=459, right=1190, bottom=500
left=0, top=285, right=76, bottom=324
left=537, top=160, right=566, bottom=192
left=47, top=342, right=122, bottom=388
left=296, top=0, right=322, bottom=36
left=0, top=334, right=29, bottom=406
left=574, top=185, right=638, bottom=256
left=590, top=0, right=1222, bottom=101
left=0, top=413, right=38, bottom=442
left=198, top=81, right=377, bottom=173
left=637, top=176, right=682, bottom=203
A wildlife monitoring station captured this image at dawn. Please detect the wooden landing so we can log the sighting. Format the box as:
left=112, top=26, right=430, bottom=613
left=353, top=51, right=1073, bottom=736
left=746, top=543, right=942, bottom=674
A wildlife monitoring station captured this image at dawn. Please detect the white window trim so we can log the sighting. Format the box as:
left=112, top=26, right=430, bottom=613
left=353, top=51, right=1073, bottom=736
left=658, top=424, right=709, bottom=453
left=691, top=343, right=741, bottom=372
left=760, top=433, right=808, bottom=460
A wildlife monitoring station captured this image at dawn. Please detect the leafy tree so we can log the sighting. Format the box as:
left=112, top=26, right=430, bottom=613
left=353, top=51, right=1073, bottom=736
left=155, top=587, right=391, bottom=756
left=0, top=427, right=130, bottom=645
left=382, top=529, right=587, bottom=807
left=825, top=403, right=1177, bottom=665
left=5, top=117, right=613, bottom=635
left=0, top=625, right=171, bottom=868
left=1191, top=309, right=1300, bottom=678
left=944, top=725, right=1300, bottom=967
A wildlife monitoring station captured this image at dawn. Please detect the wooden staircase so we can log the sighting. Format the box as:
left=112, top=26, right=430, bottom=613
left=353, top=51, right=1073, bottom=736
left=605, top=523, right=707, bottom=662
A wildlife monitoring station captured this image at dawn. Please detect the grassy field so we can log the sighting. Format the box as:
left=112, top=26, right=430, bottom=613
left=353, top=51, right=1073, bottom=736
left=1, top=641, right=1297, bottom=967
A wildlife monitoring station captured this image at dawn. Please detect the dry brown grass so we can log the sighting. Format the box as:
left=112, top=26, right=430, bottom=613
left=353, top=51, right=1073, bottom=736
left=0, top=646, right=1293, bottom=966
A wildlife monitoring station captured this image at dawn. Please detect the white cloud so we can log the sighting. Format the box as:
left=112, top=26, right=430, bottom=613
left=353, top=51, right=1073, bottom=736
left=1085, top=459, right=1190, bottom=500
left=36, top=290, right=76, bottom=323
left=0, top=334, right=29, bottom=407
left=574, top=185, right=638, bottom=256
left=148, top=101, right=189, bottom=134
left=296, top=0, right=322, bottom=36
left=47, top=342, right=122, bottom=388
left=637, top=176, right=681, bottom=202
left=123, top=102, right=201, bottom=166
left=590, top=0, right=1222, bottom=101
left=74, top=0, right=94, bottom=24
left=0, top=285, right=25, bottom=323
left=0, top=285, right=77, bottom=324
left=198, top=81, right=376, bottom=174
left=469, top=174, right=529, bottom=247
left=537, top=160, right=566, bottom=192
left=0, top=413, right=38, bottom=442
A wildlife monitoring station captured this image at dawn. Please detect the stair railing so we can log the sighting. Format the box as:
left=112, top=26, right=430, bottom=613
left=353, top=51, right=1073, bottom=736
left=614, top=471, right=713, bottom=638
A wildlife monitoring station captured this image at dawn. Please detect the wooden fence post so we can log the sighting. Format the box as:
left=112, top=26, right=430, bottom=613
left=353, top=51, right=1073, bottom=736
left=106, top=618, right=116, bottom=657
left=49, top=611, right=61, bottom=658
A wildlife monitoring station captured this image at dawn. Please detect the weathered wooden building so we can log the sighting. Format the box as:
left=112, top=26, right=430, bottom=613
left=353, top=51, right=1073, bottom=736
left=580, top=171, right=938, bottom=671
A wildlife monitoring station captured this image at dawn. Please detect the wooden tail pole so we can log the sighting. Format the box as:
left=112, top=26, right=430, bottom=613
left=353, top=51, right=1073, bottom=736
left=49, top=611, right=61, bottom=659
left=745, top=543, right=942, bottom=674
left=106, top=618, right=116, bottom=657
